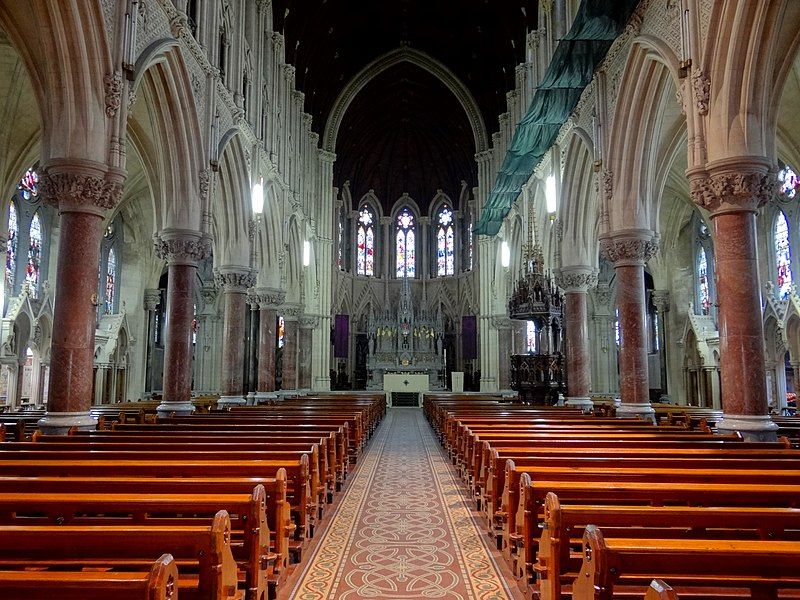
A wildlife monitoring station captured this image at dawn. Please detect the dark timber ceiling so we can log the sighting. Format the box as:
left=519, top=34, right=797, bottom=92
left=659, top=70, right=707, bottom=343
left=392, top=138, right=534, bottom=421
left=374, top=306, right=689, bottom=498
left=272, top=0, right=537, bottom=211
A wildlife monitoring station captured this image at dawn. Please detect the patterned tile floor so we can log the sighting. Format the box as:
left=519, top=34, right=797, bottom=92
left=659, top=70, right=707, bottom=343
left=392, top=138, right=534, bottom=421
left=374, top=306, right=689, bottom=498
left=286, top=408, right=522, bottom=600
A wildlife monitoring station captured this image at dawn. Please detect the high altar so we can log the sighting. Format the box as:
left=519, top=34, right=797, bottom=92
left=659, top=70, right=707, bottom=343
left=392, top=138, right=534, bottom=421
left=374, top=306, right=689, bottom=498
left=366, top=276, right=445, bottom=390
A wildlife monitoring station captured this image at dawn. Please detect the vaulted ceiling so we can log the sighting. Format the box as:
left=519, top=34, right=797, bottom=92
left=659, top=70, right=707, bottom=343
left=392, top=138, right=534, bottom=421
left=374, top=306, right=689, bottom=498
left=272, top=0, right=537, bottom=212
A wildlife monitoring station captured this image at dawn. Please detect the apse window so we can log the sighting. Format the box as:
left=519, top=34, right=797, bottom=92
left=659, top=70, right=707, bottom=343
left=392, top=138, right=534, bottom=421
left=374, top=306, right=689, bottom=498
left=436, top=206, right=455, bottom=276
left=775, top=210, right=793, bottom=300
left=396, top=208, right=416, bottom=278
left=356, top=205, right=375, bottom=276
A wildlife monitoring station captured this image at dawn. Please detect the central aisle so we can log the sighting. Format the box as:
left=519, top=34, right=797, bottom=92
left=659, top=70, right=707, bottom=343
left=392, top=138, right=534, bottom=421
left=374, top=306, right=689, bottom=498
left=289, top=408, right=521, bottom=600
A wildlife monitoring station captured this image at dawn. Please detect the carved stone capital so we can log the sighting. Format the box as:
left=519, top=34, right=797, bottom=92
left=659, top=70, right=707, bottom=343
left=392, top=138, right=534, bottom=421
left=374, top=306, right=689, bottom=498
left=153, top=228, right=212, bottom=267
left=688, top=159, right=776, bottom=215
left=143, top=289, right=161, bottom=311
left=280, top=303, right=303, bottom=320
left=251, top=288, right=286, bottom=309
left=599, top=229, right=658, bottom=267
left=104, top=71, right=123, bottom=118
left=491, top=316, right=513, bottom=330
left=650, top=289, right=670, bottom=312
left=41, top=160, right=125, bottom=216
left=215, top=267, right=256, bottom=293
left=556, top=266, right=598, bottom=293
left=299, top=315, right=319, bottom=329
left=691, top=68, right=710, bottom=116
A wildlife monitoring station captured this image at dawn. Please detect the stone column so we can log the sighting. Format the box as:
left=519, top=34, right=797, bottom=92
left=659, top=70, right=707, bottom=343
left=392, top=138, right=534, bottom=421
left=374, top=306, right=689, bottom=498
left=381, top=216, right=392, bottom=278
left=689, top=159, right=778, bottom=439
left=298, top=317, right=315, bottom=389
left=216, top=267, right=255, bottom=407
left=143, top=289, right=161, bottom=393
left=494, top=317, right=513, bottom=391
left=253, top=289, right=283, bottom=400
left=37, top=162, right=124, bottom=434
left=281, top=314, right=299, bottom=391
left=651, top=290, right=670, bottom=399
left=557, top=266, right=598, bottom=412
left=600, top=229, right=658, bottom=420
left=153, top=228, right=211, bottom=416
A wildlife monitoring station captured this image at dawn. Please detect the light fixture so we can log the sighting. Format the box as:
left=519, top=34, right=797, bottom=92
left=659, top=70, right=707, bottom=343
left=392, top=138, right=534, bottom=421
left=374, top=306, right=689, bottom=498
left=303, top=240, right=311, bottom=267
left=546, top=174, right=557, bottom=217
left=251, top=177, right=264, bottom=216
left=501, top=241, right=510, bottom=268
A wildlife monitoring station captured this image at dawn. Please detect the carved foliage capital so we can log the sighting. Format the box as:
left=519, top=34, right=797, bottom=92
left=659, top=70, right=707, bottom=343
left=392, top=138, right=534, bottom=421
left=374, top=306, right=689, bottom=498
left=154, top=230, right=212, bottom=266
left=41, top=169, right=124, bottom=213
left=143, top=289, right=161, bottom=311
left=689, top=168, right=776, bottom=214
left=556, top=268, right=599, bottom=293
left=215, top=269, right=256, bottom=293
left=600, top=232, right=658, bottom=266
left=250, top=289, right=286, bottom=309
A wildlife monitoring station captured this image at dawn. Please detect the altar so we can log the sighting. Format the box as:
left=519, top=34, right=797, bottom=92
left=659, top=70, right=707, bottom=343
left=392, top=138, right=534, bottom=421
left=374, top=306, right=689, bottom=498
left=366, top=276, right=445, bottom=391
left=383, top=373, right=430, bottom=407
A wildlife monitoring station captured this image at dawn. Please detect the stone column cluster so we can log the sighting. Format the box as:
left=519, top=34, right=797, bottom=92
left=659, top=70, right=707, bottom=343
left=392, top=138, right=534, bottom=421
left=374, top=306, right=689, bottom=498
left=281, top=307, right=301, bottom=391
left=250, top=288, right=284, bottom=401
left=556, top=266, right=598, bottom=412
left=600, top=229, right=658, bottom=421
left=153, top=229, right=212, bottom=416
left=37, top=161, right=125, bottom=434
left=216, top=267, right=256, bottom=406
left=689, top=158, right=779, bottom=440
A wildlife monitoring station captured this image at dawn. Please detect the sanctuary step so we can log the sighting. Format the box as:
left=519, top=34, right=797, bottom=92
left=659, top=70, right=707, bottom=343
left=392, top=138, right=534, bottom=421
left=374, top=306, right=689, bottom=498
left=392, top=392, right=419, bottom=407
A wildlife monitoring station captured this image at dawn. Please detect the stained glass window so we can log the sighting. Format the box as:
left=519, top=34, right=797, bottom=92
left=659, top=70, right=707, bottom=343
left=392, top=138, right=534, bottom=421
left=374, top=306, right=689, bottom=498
left=468, top=220, right=474, bottom=271
left=775, top=211, right=793, bottom=299
left=396, top=208, right=415, bottom=277
left=105, top=248, right=116, bottom=314
left=192, top=304, right=198, bottom=345
left=356, top=206, right=375, bottom=276
left=18, top=169, right=38, bottom=200
left=278, top=316, right=285, bottom=348
left=698, top=247, right=711, bottom=314
left=25, top=212, right=41, bottom=297
left=6, top=202, right=17, bottom=291
left=526, top=321, right=536, bottom=353
left=779, top=165, right=800, bottom=199
left=337, top=214, right=345, bottom=270
left=615, top=309, right=620, bottom=347
left=436, top=206, right=455, bottom=276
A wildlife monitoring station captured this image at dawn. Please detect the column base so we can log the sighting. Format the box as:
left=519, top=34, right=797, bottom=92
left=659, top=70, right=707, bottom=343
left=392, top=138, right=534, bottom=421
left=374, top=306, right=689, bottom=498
left=217, top=395, right=247, bottom=407
left=37, top=412, right=98, bottom=435
left=616, top=402, right=656, bottom=423
left=156, top=400, right=195, bottom=417
left=565, top=397, right=594, bottom=413
left=716, top=414, right=779, bottom=441
left=254, top=391, right=279, bottom=404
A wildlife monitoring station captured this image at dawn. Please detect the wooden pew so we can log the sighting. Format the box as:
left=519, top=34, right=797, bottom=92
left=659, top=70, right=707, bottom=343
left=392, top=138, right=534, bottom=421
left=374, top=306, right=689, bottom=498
left=533, top=492, right=800, bottom=600
left=0, top=553, right=179, bottom=600
left=0, top=511, right=238, bottom=600
left=645, top=580, right=679, bottom=600
left=0, top=489, right=271, bottom=600
left=571, top=525, right=800, bottom=599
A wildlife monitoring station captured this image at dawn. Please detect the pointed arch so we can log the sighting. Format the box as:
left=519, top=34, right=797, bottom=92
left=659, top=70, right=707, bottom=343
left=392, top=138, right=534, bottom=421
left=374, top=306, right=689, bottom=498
left=213, top=131, right=251, bottom=268
left=559, top=128, right=598, bottom=268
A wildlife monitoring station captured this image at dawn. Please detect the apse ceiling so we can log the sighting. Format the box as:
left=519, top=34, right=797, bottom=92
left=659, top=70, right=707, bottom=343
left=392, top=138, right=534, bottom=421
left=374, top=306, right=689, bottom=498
left=272, top=0, right=537, bottom=213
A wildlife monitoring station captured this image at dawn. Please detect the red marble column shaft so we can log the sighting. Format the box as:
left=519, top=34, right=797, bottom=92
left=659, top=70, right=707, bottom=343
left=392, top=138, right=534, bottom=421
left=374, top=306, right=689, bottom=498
left=282, top=320, right=298, bottom=390
left=47, top=211, right=104, bottom=412
left=616, top=263, right=649, bottom=404
left=258, top=308, right=277, bottom=392
left=220, top=288, right=247, bottom=397
left=162, top=263, right=196, bottom=403
left=564, top=291, right=591, bottom=398
left=498, top=329, right=511, bottom=389
left=298, top=327, right=312, bottom=389
left=712, top=210, right=768, bottom=416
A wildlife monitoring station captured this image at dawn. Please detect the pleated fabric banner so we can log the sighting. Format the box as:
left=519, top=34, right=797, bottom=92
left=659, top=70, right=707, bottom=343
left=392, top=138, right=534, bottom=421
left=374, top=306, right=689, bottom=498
left=473, top=0, right=640, bottom=237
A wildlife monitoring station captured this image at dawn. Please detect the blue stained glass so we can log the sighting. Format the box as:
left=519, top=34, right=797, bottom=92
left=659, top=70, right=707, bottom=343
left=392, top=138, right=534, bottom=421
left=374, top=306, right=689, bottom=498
left=396, top=208, right=416, bottom=277
left=25, top=212, right=41, bottom=297
left=105, top=248, right=116, bottom=314
left=357, top=206, right=375, bottom=276
left=698, top=247, right=710, bottom=315
left=6, top=202, right=17, bottom=291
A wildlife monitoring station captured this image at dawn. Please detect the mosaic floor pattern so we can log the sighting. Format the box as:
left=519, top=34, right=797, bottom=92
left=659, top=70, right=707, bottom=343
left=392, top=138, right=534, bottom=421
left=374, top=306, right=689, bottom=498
left=289, top=408, right=518, bottom=600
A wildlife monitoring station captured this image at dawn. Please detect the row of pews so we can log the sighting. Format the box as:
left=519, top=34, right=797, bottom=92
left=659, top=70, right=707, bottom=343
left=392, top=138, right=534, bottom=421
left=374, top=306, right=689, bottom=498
left=424, top=393, right=800, bottom=599
left=0, top=393, right=386, bottom=599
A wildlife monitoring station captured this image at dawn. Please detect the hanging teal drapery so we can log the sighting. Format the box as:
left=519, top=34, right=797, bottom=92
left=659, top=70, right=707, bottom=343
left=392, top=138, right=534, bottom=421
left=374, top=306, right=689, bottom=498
left=474, top=0, right=640, bottom=236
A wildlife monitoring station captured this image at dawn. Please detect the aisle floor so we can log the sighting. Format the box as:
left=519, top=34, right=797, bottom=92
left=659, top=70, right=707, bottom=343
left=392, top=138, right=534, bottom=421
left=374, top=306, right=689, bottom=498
left=285, top=408, right=523, bottom=599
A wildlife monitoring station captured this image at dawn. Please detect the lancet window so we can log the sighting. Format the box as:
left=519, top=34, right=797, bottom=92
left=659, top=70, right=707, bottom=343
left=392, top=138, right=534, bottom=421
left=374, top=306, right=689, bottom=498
left=6, top=202, right=17, bottom=292
left=396, top=208, right=416, bottom=278
left=436, top=205, right=455, bottom=276
left=5, top=168, right=49, bottom=303
left=775, top=210, right=793, bottom=299
left=356, top=205, right=375, bottom=276
left=697, top=247, right=711, bottom=315
left=779, top=164, right=800, bottom=199
left=278, top=316, right=285, bottom=348
left=99, top=217, right=122, bottom=315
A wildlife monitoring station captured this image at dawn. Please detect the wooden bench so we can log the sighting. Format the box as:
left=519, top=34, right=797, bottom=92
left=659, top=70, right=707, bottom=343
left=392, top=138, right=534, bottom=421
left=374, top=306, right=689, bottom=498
left=0, top=511, right=238, bottom=600
left=572, top=525, right=800, bottom=599
left=0, top=488, right=271, bottom=600
left=0, top=553, right=178, bottom=600
left=533, top=492, right=800, bottom=599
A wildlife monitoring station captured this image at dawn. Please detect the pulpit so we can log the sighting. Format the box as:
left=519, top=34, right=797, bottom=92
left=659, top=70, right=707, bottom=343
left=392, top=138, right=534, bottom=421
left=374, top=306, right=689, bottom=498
left=510, top=353, right=565, bottom=405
